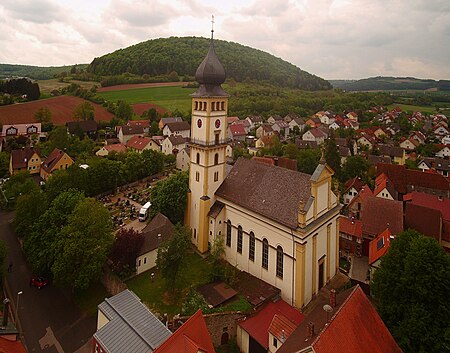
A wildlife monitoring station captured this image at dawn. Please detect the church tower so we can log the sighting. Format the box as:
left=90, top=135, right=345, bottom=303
left=186, top=23, right=228, bottom=253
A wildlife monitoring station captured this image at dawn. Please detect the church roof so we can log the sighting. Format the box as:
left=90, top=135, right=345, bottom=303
left=215, top=158, right=311, bottom=229
left=192, top=32, right=228, bottom=97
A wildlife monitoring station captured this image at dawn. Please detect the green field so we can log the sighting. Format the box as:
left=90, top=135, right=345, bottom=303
left=388, top=103, right=440, bottom=114
left=98, top=86, right=196, bottom=113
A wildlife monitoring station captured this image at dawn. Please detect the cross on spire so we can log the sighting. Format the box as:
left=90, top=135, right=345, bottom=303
left=211, top=15, right=215, bottom=39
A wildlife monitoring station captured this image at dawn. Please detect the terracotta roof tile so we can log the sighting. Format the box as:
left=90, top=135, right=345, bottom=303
left=268, top=314, right=298, bottom=342
left=339, top=217, right=363, bottom=238
left=41, top=148, right=71, bottom=173
left=238, top=299, right=304, bottom=349
left=10, top=147, right=40, bottom=170
left=104, top=144, right=127, bottom=153
left=229, top=124, right=246, bottom=136
left=126, top=135, right=152, bottom=150
left=361, top=196, right=403, bottom=237
left=127, top=119, right=150, bottom=128
left=120, top=125, right=144, bottom=135
left=139, top=213, right=174, bottom=255
left=154, top=310, right=215, bottom=353
left=369, top=228, right=392, bottom=265
left=164, top=121, right=190, bottom=132
left=405, top=203, right=442, bottom=242
left=0, top=337, right=27, bottom=353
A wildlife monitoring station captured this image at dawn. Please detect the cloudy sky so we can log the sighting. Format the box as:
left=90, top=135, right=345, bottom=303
left=1, top=0, right=449, bottom=80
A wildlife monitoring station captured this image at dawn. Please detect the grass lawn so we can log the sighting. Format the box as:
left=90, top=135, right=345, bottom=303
left=37, top=79, right=99, bottom=94
left=387, top=103, right=438, bottom=113
left=97, top=86, right=195, bottom=113
left=126, top=249, right=213, bottom=316
left=74, top=282, right=109, bottom=317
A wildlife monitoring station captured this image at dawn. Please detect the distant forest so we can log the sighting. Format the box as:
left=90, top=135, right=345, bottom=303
left=0, top=64, right=88, bottom=80
left=88, top=36, right=331, bottom=91
left=330, top=76, right=450, bottom=91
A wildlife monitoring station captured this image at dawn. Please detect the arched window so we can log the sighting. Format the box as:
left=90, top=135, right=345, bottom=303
left=214, top=153, right=219, bottom=165
left=249, top=232, right=255, bottom=261
left=262, top=239, right=269, bottom=270
left=196, top=153, right=200, bottom=164
left=194, top=101, right=198, bottom=110
left=211, top=102, right=215, bottom=111
left=221, top=101, right=225, bottom=110
left=276, top=246, right=284, bottom=279
left=203, top=101, right=207, bottom=111
left=237, top=226, right=243, bottom=254
left=226, top=220, right=232, bottom=247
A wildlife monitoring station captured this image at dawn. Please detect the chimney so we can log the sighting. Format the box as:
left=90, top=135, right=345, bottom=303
left=307, top=321, right=315, bottom=338
left=1, top=298, right=10, bottom=329
left=329, top=289, right=337, bottom=308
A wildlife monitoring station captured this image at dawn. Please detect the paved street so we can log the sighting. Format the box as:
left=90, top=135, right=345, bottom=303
left=0, top=211, right=96, bottom=353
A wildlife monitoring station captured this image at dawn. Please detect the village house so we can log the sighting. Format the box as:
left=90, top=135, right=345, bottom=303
left=161, top=135, right=188, bottom=155
left=272, top=120, right=290, bottom=139
left=256, top=124, right=275, bottom=138
left=227, top=116, right=240, bottom=125
left=136, top=213, right=174, bottom=275
left=232, top=119, right=251, bottom=133
left=187, top=35, right=341, bottom=310
left=367, top=154, right=391, bottom=166
left=436, top=144, right=450, bottom=158
left=339, top=216, right=363, bottom=257
left=1, top=123, right=41, bottom=137
left=237, top=298, right=304, bottom=353
left=96, top=143, right=127, bottom=157
left=162, top=121, right=191, bottom=138
left=158, top=116, right=182, bottom=130
left=67, top=120, right=98, bottom=138
left=9, top=147, right=42, bottom=175
left=127, top=119, right=150, bottom=134
left=176, top=147, right=190, bottom=171
left=267, top=114, right=283, bottom=125
left=368, top=228, right=393, bottom=283
left=343, top=177, right=364, bottom=205
left=399, top=137, right=420, bottom=151
left=117, top=125, right=144, bottom=144
left=373, top=173, right=398, bottom=200
left=125, top=136, right=154, bottom=153
left=347, top=184, right=373, bottom=220
left=255, top=135, right=273, bottom=149
left=228, top=124, right=247, bottom=142
left=245, top=115, right=263, bottom=130
left=288, top=117, right=306, bottom=132
left=379, top=145, right=406, bottom=165
left=277, top=285, right=402, bottom=353
left=418, top=157, right=450, bottom=177
left=40, top=148, right=74, bottom=181
left=302, top=128, right=327, bottom=144
left=346, top=111, right=358, bottom=121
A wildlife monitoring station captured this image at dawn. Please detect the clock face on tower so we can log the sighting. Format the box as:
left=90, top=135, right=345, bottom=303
left=215, top=119, right=221, bottom=128
left=197, top=119, right=202, bottom=128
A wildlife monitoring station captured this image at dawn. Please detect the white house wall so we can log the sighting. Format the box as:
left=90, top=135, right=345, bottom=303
left=136, top=250, right=157, bottom=275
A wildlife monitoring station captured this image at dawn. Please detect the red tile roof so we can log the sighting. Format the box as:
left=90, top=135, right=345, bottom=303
left=344, top=177, right=364, bottom=194
left=104, top=144, right=127, bottom=153
left=238, top=299, right=304, bottom=349
left=348, top=184, right=373, bottom=209
left=41, top=148, right=71, bottom=173
left=361, top=196, right=403, bottom=237
left=268, top=314, right=298, bottom=342
left=311, top=286, right=402, bottom=353
left=369, top=228, right=392, bottom=265
left=405, top=203, right=442, bottom=242
left=0, top=337, right=27, bottom=353
left=406, top=192, right=450, bottom=220
left=10, top=147, right=40, bottom=170
left=227, top=116, right=240, bottom=124
left=339, top=217, right=363, bottom=238
left=126, top=135, right=152, bottom=150
left=154, top=310, right=215, bottom=353
left=127, top=119, right=150, bottom=128
left=229, top=124, right=246, bottom=136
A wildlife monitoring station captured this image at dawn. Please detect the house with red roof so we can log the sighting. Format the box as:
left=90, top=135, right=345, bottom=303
left=127, top=119, right=150, bottom=134
left=126, top=135, right=153, bottom=153
left=302, top=128, right=327, bottom=144
left=236, top=298, right=304, bottom=353
left=227, top=124, right=247, bottom=142
left=377, top=163, right=450, bottom=199
left=373, top=173, right=398, bottom=200
left=9, top=146, right=42, bottom=175
left=436, top=144, right=450, bottom=159
left=339, top=216, right=363, bottom=257
left=154, top=310, right=215, bottom=353
left=256, top=124, right=275, bottom=138
left=343, top=177, right=364, bottom=205
left=40, top=148, right=74, bottom=181
left=347, top=184, right=373, bottom=220
left=1, top=123, right=41, bottom=137
left=369, top=228, right=392, bottom=268
left=96, top=143, right=127, bottom=157
left=277, top=285, right=402, bottom=353
left=404, top=191, right=450, bottom=253
left=117, top=125, right=144, bottom=144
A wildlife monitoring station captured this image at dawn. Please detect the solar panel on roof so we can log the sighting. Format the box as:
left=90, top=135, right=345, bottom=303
left=377, top=237, right=384, bottom=251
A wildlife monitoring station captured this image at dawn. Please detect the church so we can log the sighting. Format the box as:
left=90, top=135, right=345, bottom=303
left=185, top=30, right=340, bottom=309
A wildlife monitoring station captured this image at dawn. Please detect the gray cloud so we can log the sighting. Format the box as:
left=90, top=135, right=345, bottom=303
left=1, top=0, right=64, bottom=24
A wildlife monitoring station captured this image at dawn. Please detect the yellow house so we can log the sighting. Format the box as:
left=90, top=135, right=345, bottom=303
left=40, top=148, right=74, bottom=181
left=9, top=147, right=42, bottom=175
left=186, top=32, right=340, bottom=310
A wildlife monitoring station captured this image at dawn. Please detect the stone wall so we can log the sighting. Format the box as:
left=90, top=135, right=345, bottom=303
left=203, top=311, right=246, bottom=347
left=101, top=266, right=127, bottom=296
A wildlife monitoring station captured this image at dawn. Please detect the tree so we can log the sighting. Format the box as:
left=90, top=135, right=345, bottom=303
left=115, top=100, right=133, bottom=121
left=324, top=137, right=341, bottom=176
left=156, top=224, right=190, bottom=290
left=297, top=148, right=321, bottom=175
left=0, top=240, right=7, bottom=280
left=73, top=102, right=94, bottom=121
left=150, top=172, right=189, bottom=224
left=0, top=152, right=9, bottom=178
left=24, top=190, right=85, bottom=275
left=2, top=171, right=40, bottom=207
left=13, top=191, right=48, bottom=238
left=371, top=230, right=450, bottom=353
left=110, top=228, right=144, bottom=277
left=51, top=198, right=114, bottom=290
left=34, top=106, right=52, bottom=124
left=341, top=155, right=369, bottom=183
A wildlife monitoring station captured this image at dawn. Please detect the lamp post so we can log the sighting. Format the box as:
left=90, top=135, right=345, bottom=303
left=15, top=291, right=23, bottom=324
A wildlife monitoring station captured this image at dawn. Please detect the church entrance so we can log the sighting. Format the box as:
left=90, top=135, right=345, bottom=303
left=318, top=261, right=324, bottom=290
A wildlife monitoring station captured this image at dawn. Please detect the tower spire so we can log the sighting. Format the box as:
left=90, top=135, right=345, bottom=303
left=211, top=15, right=214, bottom=40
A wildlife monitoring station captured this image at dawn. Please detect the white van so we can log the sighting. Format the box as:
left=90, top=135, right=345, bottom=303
left=138, top=202, right=151, bottom=222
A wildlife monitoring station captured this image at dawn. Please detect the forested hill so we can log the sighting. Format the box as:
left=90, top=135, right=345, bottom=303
left=0, top=64, right=88, bottom=80
left=330, top=76, right=450, bottom=91
left=88, top=36, right=331, bottom=90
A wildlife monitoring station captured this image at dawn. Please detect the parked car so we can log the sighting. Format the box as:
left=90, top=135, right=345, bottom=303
left=30, top=276, right=49, bottom=289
